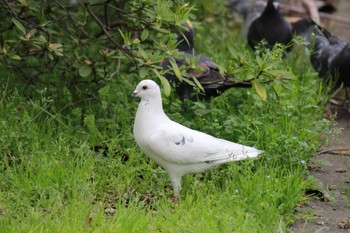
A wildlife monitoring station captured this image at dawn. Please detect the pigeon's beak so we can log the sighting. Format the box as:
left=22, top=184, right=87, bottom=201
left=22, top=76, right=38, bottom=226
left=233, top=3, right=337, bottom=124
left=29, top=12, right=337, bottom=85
left=272, top=0, right=280, bottom=9
left=131, top=91, right=138, bottom=98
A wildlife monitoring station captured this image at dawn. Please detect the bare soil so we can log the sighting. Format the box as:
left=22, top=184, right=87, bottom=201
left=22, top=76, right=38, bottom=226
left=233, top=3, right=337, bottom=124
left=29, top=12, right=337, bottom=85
left=291, top=0, right=350, bottom=231
left=291, top=108, right=350, bottom=232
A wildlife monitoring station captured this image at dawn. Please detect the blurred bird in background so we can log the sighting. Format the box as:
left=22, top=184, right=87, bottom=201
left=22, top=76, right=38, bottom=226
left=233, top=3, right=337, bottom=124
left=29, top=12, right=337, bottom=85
left=162, top=21, right=252, bottom=102
left=310, top=24, right=350, bottom=91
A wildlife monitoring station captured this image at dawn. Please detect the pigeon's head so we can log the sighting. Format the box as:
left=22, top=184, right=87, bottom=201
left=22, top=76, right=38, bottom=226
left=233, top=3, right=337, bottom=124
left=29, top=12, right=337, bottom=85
left=132, top=79, right=161, bottom=99
left=176, top=20, right=194, bottom=52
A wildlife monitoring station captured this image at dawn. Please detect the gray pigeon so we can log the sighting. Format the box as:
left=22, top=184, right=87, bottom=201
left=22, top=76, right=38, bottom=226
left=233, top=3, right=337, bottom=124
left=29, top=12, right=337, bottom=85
left=310, top=24, right=350, bottom=88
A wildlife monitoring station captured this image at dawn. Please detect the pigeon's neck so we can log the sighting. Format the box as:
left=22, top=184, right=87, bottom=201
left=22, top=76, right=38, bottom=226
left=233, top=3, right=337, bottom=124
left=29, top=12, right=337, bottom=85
left=134, top=95, right=169, bottom=141
left=176, top=29, right=194, bottom=52
left=136, top=95, right=168, bottom=121
left=264, top=1, right=279, bottom=15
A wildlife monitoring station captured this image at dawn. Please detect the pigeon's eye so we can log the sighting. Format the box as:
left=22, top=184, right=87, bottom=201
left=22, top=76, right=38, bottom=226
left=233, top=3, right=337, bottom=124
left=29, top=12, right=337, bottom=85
left=142, top=85, right=148, bottom=90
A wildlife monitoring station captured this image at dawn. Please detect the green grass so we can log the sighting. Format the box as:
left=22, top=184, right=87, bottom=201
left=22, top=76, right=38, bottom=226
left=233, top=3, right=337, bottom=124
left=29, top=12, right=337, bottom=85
left=0, top=7, right=334, bottom=233
left=0, top=63, right=331, bottom=232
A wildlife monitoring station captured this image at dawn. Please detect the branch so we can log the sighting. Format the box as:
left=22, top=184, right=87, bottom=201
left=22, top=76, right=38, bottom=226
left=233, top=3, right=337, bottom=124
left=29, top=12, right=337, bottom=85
left=53, top=0, right=94, bottom=40
left=84, top=0, right=136, bottom=66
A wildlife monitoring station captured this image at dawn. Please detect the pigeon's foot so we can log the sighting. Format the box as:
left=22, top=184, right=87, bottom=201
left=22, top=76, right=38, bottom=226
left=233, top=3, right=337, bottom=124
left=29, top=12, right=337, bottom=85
left=173, top=195, right=178, bottom=204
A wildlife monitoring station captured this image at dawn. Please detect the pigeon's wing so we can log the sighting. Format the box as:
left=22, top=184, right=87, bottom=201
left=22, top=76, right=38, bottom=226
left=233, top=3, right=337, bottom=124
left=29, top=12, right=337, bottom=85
left=147, top=123, right=258, bottom=165
left=311, top=37, right=332, bottom=77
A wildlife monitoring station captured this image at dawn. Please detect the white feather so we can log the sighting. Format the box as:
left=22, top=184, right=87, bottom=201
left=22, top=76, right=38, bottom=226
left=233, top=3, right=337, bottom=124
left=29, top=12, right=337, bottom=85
left=132, top=80, right=263, bottom=200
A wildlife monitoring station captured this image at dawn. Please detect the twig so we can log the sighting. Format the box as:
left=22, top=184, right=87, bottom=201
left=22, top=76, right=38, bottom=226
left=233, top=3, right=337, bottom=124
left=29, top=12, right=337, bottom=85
left=2, top=0, right=18, bottom=17
left=315, top=148, right=350, bottom=156
left=84, top=0, right=136, bottom=66
left=53, top=0, right=94, bottom=39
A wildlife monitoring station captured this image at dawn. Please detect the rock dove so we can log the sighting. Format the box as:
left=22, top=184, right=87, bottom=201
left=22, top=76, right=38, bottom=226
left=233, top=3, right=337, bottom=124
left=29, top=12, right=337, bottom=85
left=310, top=24, right=350, bottom=88
left=291, top=18, right=320, bottom=44
left=162, top=21, right=252, bottom=101
left=132, top=79, right=263, bottom=203
left=246, top=0, right=293, bottom=50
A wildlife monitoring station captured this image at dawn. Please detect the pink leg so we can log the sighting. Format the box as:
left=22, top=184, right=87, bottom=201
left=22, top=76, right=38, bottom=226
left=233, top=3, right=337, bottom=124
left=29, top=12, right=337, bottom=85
left=173, top=195, right=178, bottom=204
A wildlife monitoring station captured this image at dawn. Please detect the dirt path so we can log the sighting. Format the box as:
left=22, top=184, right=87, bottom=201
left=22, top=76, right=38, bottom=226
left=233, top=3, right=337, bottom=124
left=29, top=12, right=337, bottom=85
left=291, top=109, right=350, bottom=232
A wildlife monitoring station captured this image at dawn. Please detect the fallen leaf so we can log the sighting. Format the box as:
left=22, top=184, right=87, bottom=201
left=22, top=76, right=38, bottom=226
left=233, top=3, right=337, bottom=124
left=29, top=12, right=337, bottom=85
left=335, top=168, right=347, bottom=173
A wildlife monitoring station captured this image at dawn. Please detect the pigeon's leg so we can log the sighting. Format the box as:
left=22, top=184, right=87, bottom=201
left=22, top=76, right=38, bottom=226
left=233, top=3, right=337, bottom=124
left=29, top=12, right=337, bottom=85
left=173, top=195, right=178, bottom=204
left=168, top=174, right=181, bottom=204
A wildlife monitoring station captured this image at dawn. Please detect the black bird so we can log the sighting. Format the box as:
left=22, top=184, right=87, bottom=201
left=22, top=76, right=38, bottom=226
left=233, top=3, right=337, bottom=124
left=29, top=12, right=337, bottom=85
left=246, top=0, right=293, bottom=50
left=162, top=21, right=251, bottom=101
left=310, top=24, right=350, bottom=88
left=291, top=18, right=321, bottom=44
left=329, top=43, right=350, bottom=88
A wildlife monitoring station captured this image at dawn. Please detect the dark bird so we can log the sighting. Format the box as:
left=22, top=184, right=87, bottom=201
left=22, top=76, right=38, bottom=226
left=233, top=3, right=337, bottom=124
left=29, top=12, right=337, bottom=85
left=162, top=21, right=251, bottom=101
left=291, top=18, right=321, bottom=44
left=310, top=24, right=350, bottom=88
left=246, top=0, right=293, bottom=50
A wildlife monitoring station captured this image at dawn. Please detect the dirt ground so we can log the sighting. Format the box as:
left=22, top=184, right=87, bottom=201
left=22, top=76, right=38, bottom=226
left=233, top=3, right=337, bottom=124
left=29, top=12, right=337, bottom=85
left=291, top=107, right=350, bottom=232
left=330, top=0, right=350, bottom=40
left=291, top=1, right=350, bottom=231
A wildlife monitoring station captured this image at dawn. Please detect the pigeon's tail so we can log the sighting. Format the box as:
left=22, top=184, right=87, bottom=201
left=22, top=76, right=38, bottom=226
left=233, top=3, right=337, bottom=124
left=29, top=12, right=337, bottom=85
left=211, top=149, right=263, bottom=166
left=234, top=149, right=264, bottom=161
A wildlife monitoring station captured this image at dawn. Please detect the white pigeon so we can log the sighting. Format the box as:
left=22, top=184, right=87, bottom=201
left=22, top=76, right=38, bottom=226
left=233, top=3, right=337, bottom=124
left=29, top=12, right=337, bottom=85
left=132, top=79, right=263, bottom=203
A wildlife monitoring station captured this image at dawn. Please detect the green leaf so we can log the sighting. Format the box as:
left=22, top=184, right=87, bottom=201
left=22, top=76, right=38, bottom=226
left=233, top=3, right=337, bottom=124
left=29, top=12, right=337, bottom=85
left=152, top=26, right=169, bottom=33
left=269, top=70, right=296, bottom=80
left=169, top=59, right=182, bottom=81
left=141, top=30, right=149, bottom=41
left=138, top=48, right=148, bottom=59
left=79, top=65, right=92, bottom=78
left=253, top=81, right=267, bottom=100
left=153, top=69, right=171, bottom=97
left=54, top=51, right=63, bottom=57
left=12, top=18, right=26, bottom=35
left=139, top=67, right=148, bottom=79
left=227, top=45, right=236, bottom=56
left=256, top=56, right=263, bottom=67
left=19, top=0, right=28, bottom=6
left=35, top=35, right=47, bottom=44
left=10, top=54, right=21, bottom=60
left=192, top=76, right=205, bottom=93
left=48, top=53, right=54, bottom=61
left=132, top=38, right=140, bottom=44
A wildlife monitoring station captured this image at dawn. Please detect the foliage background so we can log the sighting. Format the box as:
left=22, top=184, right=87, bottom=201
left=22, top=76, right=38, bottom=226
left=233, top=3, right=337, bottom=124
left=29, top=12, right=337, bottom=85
left=0, top=0, right=332, bottom=232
